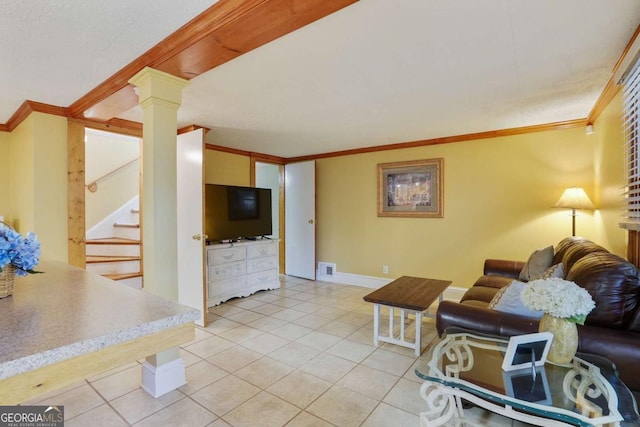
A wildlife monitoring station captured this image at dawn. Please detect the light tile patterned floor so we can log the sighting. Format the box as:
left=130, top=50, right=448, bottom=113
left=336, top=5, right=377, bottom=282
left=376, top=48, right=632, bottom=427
left=25, top=276, right=531, bottom=426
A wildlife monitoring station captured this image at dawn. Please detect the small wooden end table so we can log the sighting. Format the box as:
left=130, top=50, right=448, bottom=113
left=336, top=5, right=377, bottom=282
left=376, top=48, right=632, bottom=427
left=363, top=276, right=451, bottom=356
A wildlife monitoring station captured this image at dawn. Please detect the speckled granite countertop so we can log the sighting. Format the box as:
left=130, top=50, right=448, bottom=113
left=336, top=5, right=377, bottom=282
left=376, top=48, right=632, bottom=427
left=0, top=260, right=200, bottom=380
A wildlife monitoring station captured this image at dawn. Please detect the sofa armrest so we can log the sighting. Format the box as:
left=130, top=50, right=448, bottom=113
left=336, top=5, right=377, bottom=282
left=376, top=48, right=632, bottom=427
left=578, top=325, right=640, bottom=393
left=436, top=300, right=539, bottom=337
left=483, top=259, right=525, bottom=278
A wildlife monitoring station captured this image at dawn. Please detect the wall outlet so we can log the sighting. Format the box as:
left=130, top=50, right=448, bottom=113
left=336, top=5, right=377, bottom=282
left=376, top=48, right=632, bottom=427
left=383, top=265, right=389, bottom=274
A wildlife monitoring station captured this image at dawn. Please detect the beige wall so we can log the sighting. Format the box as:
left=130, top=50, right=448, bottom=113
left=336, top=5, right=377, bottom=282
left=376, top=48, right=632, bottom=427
left=3, top=113, right=68, bottom=262
left=204, top=149, right=250, bottom=185
left=592, top=91, right=626, bottom=254
left=316, top=121, right=625, bottom=288
left=0, top=132, right=11, bottom=220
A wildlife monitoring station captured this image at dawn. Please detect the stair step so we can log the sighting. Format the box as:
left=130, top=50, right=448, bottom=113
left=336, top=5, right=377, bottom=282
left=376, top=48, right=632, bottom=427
left=86, top=237, right=140, bottom=245
left=86, top=255, right=140, bottom=263
left=114, top=222, right=140, bottom=228
left=103, top=272, right=143, bottom=281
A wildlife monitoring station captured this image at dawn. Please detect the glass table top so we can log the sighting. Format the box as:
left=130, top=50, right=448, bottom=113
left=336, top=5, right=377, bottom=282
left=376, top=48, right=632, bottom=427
left=415, top=329, right=639, bottom=427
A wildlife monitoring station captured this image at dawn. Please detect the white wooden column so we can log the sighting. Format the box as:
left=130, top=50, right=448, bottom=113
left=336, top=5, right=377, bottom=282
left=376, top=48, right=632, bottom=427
left=129, top=67, right=188, bottom=302
left=129, top=68, right=189, bottom=398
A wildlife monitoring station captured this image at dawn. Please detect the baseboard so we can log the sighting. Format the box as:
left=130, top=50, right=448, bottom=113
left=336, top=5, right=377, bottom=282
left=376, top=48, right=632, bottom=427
left=317, top=271, right=390, bottom=288
left=316, top=270, right=466, bottom=302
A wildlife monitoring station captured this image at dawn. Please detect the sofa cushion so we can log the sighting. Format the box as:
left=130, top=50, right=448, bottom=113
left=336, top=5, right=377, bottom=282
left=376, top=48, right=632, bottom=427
left=566, top=252, right=640, bottom=328
left=552, top=236, right=588, bottom=265
left=531, top=263, right=564, bottom=280
left=460, top=285, right=503, bottom=305
left=488, top=280, right=544, bottom=318
left=562, top=241, right=608, bottom=274
left=519, top=245, right=554, bottom=281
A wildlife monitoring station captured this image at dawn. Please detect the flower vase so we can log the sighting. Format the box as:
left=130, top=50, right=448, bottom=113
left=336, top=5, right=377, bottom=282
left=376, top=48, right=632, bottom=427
left=0, top=265, right=15, bottom=298
left=538, top=313, right=578, bottom=365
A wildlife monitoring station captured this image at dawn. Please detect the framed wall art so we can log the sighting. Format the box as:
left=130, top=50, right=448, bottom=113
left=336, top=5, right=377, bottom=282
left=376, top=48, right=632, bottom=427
left=377, top=158, right=443, bottom=218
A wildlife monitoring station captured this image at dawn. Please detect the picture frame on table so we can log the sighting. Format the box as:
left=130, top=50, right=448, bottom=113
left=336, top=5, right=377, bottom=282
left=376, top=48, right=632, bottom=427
left=501, top=332, right=554, bottom=405
left=501, top=332, right=553, bottom=372
left=377, top=158, right=444, bottom=218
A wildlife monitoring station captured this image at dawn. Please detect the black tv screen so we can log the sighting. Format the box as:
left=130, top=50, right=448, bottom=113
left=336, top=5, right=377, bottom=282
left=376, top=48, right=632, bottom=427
left=205, top=184, right=272, bottom=242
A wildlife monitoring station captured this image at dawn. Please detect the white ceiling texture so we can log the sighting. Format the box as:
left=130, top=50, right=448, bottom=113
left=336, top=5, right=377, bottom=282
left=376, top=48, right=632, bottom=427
left=3, top=1, right=640, bottom=158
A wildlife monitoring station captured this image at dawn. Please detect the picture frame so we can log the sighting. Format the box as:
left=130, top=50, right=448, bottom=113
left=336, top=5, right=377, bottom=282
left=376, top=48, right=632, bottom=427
left=377, top=158, right=444, bottom=218
left=501, top=332, right=553, bottom=372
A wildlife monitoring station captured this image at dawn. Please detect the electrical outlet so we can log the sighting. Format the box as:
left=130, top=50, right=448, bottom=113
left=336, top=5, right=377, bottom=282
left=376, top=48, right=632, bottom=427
left=383, top=265, right=389, bottom=274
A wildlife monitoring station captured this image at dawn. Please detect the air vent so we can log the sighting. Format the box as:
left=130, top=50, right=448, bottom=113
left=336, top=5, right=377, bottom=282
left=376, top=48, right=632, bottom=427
left=318, top=262, right=336, bottom=276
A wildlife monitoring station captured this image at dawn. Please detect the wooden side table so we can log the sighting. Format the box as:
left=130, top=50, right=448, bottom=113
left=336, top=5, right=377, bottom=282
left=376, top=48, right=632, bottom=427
left=363, top=276, right=451, bottom=356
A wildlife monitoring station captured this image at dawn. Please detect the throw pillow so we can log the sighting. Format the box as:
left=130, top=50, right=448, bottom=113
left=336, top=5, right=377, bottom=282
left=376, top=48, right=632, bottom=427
left=489, top=280, right=545, bottom=318
left=487, top=286, right=508, bottom=309
left=519, top=245, right=554, bottom=281
left=531, top=262, right=564, bottom=280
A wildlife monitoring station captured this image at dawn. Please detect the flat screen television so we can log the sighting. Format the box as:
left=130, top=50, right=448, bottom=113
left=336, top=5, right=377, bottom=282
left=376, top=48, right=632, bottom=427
left=204, top=184, right=273, bottom=242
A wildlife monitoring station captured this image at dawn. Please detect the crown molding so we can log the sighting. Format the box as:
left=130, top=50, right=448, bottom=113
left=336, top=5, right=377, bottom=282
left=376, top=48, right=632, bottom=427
left=3, top=101, right=68, bottom=132
left=286, top=118, right=589, bottom=162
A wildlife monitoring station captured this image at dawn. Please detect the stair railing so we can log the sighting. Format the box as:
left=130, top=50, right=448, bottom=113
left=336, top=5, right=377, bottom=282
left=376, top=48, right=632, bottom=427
left=86, top=157, right=139, bottom=193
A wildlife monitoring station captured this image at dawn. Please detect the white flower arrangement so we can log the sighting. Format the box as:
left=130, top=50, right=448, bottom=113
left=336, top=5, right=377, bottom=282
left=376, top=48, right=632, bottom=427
left=521, top=277, right=595, bottom=325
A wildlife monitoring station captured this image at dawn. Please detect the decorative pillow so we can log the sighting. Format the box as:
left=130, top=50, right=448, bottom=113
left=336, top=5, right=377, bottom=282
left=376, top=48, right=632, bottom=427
left=519, top=245, right=554, bottom=281
left=489, top=280, right=545, bottom=318
left=531, top=263, right=564, bottom=281
left=487, top=286, right=509, bottom=309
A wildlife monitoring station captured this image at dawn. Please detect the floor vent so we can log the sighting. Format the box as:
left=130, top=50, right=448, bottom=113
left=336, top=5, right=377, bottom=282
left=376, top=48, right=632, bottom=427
left=318, top=262, right=336, bottom=276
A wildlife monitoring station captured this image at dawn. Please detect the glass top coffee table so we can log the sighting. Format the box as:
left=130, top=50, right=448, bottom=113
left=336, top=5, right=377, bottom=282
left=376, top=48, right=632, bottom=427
left=415, top=329, right=639, bottom=427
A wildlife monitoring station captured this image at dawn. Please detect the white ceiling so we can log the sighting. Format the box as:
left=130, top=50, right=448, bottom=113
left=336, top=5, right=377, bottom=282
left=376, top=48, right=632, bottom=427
left=0, top=0, right=217, bottom=121
left=3, top=1, right=640, bottom=158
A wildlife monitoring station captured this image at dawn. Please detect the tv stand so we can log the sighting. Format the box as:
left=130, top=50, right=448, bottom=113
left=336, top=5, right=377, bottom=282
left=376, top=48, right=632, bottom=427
left=206, top=239, right=280, bottom=307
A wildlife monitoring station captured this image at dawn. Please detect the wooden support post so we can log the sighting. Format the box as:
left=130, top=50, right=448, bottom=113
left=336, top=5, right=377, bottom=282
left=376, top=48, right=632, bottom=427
left=67, top=120, right=86, bottom=268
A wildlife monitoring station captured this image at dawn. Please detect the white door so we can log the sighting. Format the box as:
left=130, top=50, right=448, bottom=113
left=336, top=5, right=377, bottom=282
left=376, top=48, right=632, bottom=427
left=177, top=129, right=206, bottom=326
left=285, top=160, right=316, bottom=279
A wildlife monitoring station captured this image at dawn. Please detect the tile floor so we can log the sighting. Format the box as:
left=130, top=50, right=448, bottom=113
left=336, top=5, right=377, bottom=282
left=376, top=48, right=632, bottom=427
left=25, top=276, right=531, bottom=426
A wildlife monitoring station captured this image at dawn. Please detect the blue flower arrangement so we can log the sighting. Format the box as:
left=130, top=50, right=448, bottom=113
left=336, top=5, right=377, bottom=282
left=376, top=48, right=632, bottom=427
left=0, top=222, right=41, bottom=276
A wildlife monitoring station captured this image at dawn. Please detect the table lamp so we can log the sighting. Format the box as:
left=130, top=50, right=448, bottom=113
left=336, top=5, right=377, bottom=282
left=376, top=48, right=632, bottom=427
left=554, top=187, right=595, bottom=236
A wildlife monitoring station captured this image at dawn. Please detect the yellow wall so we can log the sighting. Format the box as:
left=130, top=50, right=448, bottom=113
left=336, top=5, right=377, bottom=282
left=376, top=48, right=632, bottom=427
left=0, top=132, right=10, bottom=220
left=592, top=91, right=626, bottom=254
left=3, top=113, right=68, bottom=262
left=204, top=149, right=250, bottom=185
left=316, top=125, right=619, bottom=288
left=200, top=108, right=626, bottom=289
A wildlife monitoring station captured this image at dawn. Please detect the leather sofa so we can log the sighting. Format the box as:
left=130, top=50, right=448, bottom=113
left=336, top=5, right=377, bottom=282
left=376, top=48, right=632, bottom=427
left=436, top=236, right=640, bottom=395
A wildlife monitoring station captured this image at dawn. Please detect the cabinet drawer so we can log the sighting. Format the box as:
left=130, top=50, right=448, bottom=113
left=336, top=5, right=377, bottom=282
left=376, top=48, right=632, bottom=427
left=209, top=246, right=246, bottom=265
left=247, top=243, right=278, bottom=259
left=209, top=260, right=246, bottom=280
left=247, top=256, right=278, bottom=274
left=209, top=276, right=246, bottom=296
left=247, top=269, right=279, bottom=287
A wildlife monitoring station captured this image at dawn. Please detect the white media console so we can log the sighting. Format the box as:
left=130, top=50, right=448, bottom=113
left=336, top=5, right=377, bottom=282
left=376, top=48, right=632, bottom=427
left=206, top=239, right=280, bottom=307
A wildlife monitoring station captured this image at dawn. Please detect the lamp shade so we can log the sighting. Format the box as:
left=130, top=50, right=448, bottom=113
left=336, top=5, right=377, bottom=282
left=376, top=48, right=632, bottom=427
left=554, top=187, right=595, bottom=210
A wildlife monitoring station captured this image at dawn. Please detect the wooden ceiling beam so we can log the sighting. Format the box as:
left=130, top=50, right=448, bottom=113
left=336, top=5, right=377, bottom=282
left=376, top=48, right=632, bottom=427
left=68, top=0, right=357, bottom=121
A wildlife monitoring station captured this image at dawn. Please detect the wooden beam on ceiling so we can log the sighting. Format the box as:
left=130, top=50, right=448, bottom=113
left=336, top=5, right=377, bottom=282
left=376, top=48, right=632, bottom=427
left=68, top=0, right=358, bottom=121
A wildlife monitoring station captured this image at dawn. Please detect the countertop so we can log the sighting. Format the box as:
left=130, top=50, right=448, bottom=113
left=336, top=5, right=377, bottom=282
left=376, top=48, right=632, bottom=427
left=0, top=260, right=199, bottom=380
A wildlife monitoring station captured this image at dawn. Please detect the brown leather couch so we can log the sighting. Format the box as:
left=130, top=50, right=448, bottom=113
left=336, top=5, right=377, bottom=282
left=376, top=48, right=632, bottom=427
left=436, top=237, right=640, bottom=396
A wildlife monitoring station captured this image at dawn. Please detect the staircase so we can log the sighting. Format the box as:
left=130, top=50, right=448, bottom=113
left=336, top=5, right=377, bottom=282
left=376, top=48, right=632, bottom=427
left=86, top=200, right=143, bottom=289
